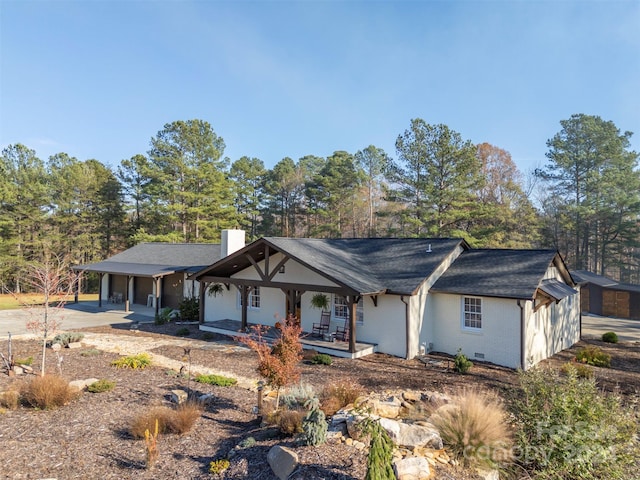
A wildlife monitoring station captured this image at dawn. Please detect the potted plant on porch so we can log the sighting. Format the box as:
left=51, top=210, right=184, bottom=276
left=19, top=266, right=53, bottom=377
left=310, top=293, right=331, bottom=337
left=310, top=293, right=330, bottom=311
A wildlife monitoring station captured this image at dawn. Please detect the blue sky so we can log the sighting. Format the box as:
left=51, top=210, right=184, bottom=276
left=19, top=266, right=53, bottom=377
left=1, top=0, right=639, bottom=174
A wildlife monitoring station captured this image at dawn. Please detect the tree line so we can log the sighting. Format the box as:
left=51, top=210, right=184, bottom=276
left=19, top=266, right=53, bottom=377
left=1, top=114, right=639, bottom=292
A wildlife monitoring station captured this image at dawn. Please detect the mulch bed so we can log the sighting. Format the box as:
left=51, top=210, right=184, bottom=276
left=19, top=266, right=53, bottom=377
left=1, top=323, right=638, bottom=479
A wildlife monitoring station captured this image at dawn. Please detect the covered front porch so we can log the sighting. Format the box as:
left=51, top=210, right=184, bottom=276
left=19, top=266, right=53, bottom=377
left=200, top=319, right=377, bottom=359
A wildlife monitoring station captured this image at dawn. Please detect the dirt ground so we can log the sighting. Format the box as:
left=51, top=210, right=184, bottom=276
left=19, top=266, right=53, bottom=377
left=0, top=322, right=638, bottom=480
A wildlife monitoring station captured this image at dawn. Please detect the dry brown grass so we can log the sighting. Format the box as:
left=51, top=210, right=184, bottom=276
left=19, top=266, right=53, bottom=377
left=430, top=388, right=512, bottom=468
left=130, top=406, right=173, bottom=438
left=267, top=409, right=304, bottom=436
left=0, top=390, right=20, bottom=410
left=130, top=401, right=203, bottom=439
left=21, top=375, right=78, bottom=409
left=320, top=378, right=365, bottom=416
left=167, top=401, right=203, bottom=434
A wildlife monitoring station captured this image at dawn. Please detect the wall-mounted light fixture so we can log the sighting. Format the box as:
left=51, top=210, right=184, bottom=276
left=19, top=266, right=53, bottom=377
left=279, top=265, right=285, bottom=274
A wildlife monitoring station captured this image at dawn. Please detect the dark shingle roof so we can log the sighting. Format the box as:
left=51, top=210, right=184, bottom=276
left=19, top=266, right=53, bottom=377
left=432, top=249, right=561, bottom=299
left=573, top=270, right=640, bottom=293
left=572, top=270, right=618, bottom=287
left=197, top=237, right=466, bottom=295
left=266, top=237, right=465, bottom=295
left=74, top=243, right=221, bottom=277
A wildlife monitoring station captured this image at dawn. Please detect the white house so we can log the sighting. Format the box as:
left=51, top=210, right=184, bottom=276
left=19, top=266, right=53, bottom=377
left=194, top=233, right=580, bottom=369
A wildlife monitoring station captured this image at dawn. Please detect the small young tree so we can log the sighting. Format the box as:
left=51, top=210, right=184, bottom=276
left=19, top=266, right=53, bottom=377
left=21, top=256, right=79, bottom=376
left=238, top=314, right=303, bottom=409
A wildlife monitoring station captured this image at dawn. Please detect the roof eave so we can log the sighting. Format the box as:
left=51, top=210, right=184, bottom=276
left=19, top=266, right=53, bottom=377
left=430, top=289, right=534, bottom=301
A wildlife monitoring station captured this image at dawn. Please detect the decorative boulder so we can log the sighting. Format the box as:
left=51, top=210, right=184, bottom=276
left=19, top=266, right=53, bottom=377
left=393, top=456, right=431, bottom=480
left=402, top=390, right=421, bottom=403
left=373, top=395, right=402, bottom=418
left=69, top=378, right=99, bottom=391
left=476, top=467, right=500, bottom=480
left=267, top=445, right=298, bottom=480
left=379, top=418, right=442, bottom=449
left=170, top=389, right=188, bottom=404
left=346, top=414, right=373, bottom=443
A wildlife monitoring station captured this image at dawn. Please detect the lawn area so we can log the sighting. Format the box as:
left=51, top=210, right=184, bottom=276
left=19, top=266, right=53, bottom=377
left=0, top=293, right=98, bottom=310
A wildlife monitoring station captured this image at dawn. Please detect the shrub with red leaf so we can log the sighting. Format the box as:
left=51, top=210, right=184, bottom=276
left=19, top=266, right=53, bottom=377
left=238, top=314, right=303, bottom=409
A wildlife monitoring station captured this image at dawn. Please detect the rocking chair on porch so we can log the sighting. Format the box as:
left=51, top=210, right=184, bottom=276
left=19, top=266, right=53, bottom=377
left=334, top=317, right=350, bottom=342
left=312, top=311, right=331, bottom=336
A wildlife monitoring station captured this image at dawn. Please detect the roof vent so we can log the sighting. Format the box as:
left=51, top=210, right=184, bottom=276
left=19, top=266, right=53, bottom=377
left=426, top=244, right=432, bottom=253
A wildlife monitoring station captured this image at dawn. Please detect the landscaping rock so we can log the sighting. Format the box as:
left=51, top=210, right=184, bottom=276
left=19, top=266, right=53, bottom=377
left=476, top=467, right=500, bottom=480
left=393, top=456, right=431, bottom=480
left=326, top=420, right=348, bottom=442
left=346, top=414, right=372, bottom=443
left=424, top=391, right=451, bottom=405
left=267, top=445, right=298, bottom=480
left=51, top=343, right=62, bottom=352
left=170, top=389, right=188, bottom=404
left=69, top=378, right=99, bottom=391
left=379, top=418, right=442, bottom=449
left=364, top=395, right=402, bottom=418
left=402, top=390, right=421, bottom=403
left=330, top=409, right=352, bottom=427
left=12, top=365, right=24, bottom=375
left=198, top=393, right=214, bottom=405
left=67, top=342, right=83, bottom=349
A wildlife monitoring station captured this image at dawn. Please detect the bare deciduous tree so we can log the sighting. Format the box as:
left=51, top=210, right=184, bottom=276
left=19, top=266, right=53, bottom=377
left=20, top=256, right=79, bottom=376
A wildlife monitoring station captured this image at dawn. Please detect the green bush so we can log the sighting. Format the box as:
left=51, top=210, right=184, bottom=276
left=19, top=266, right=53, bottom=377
left=155, top=307, right=174, bottom=325
left=363, top=417, right=395, bottom=480
left=282, top=382, right=317, bottom=409
left=238, top=436, right=256, bottom=449
left=310, top=353, right=333, bottom=365
left=560, top=362, right=593, bottom=379
left=194, top=373, right=237, bottom=386
left=175, top=327, right=191, bottom=337
left=50, top=332, right=84, bottom=347
left=512, top=367, right=639, bottom=480
left=80, top=348, right=102, bottom=357
left=14, top=356, right=33, bottom=366
left=302, top=397, right=328, bottom=446
left=575, top=345, right=611, bottom=367
left=111, top=353, right=152, bottom=369
left=454, top=349, right=473, bottom=374
left=87, top=379, right=116, bottom=393
left=201, top=332, right=215, bottom=340
left=602, top=331, right=619, bottom=343
left=178, top=297, right=199, bottom=321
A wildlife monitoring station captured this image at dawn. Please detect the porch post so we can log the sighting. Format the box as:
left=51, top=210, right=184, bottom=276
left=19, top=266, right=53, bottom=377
left=74, top=271, right=80, bottom=303
left=98, top=273, right=103, bottom=308
left=241, top=285, right=249, bottom=330
left=199, top=281, right=207, bottom=324
left=125, top=276, right=131, bottom=312
left=288, top=290, right=296, bottom=317
left=154, top=277, right=161, bottom=317
left=349, top=296, right=357, bottom=353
